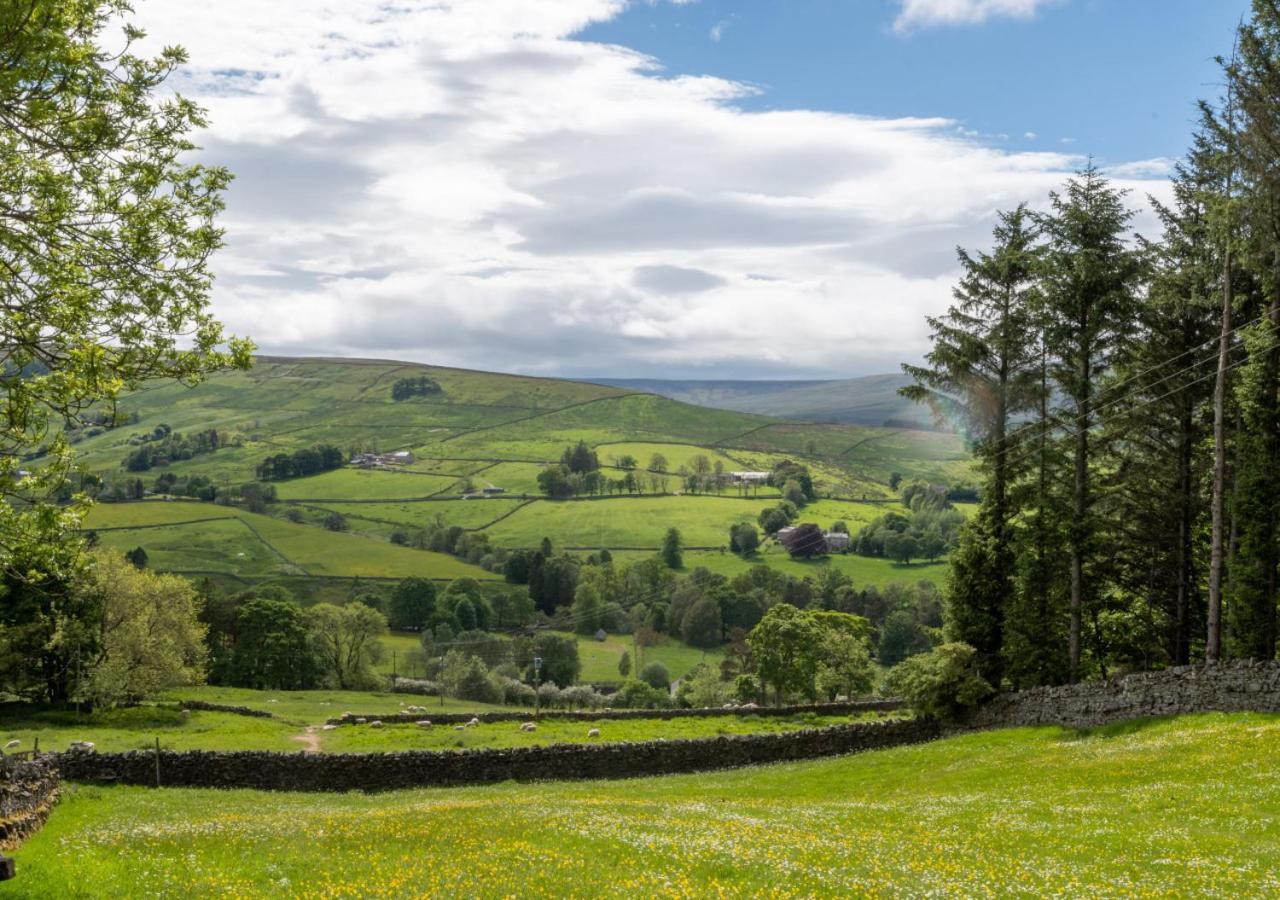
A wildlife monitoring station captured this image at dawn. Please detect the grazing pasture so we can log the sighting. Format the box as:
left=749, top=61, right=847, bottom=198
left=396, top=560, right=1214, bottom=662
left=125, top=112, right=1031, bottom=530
left=17, top=713, right=1279, bottom=897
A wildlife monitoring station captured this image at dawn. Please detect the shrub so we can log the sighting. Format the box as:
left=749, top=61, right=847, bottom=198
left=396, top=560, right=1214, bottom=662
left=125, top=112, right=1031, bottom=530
left=639, top=661, right=670, bottom=690
left=558, top=684, right=606, bottom=710
left=498, top=677, right=537, bottom=706
left=885, top=642, right=994, bottom=721
left=677, top=664, right=729, bottom=708
left=613, top=679, right=672, bottom=709
left=733, top=673, right=761, bottom=704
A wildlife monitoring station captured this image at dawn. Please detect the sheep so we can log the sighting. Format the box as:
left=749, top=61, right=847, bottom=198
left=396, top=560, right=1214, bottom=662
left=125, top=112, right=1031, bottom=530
left=587, top=728, right=600, bottom=738
left=369, top=720, right=384, bottom=729
left=4, top=739, right=19, bottom=750
left=454, top=724, right=466, bottom=731
left=415, top=720, right=432, bottom=728
left=520, top=722, right=537, bottom=732
left=467, top=716, right=481, bottom=727
left=354, top=717, right=367, bottom=724
left=68, top=741, right=95, bottom=752
left=321, top=724, right=338, bottom=731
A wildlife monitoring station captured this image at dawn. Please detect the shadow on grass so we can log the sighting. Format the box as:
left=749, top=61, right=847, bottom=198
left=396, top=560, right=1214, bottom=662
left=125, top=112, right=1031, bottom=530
left=1053, top=710, right=1280, bottom=744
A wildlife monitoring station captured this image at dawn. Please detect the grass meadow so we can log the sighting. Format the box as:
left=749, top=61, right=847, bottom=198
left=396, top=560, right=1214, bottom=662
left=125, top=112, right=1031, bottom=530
left=14, top=713, right=1280, bottom=897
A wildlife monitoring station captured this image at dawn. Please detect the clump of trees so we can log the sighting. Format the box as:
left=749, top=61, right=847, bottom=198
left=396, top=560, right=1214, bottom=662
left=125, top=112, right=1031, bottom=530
left=122, top=426, right=236, bottom=472
left=900, top=4, right=1280, bottom=687
left=391, top=376, right=442, bottom=400
left=257, top=444, right=345, bottom=481
left=729, top=523, right=760, bottom=555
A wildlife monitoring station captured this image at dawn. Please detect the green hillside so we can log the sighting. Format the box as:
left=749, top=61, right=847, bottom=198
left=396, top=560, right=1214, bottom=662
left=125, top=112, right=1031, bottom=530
left=17, top=713, right=1278, bottom=896
left=590, top=373, right=938, bottom=426
left=66, top=356, right=971, bottom=591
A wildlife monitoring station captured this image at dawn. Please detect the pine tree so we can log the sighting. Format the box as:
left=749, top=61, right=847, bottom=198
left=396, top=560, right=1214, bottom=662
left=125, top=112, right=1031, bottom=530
left=902, top=206, right=1041, bottom=683
left=1038, top=165, right=1144, bottom=680
left=1221, top=2, right=1280, bottom=661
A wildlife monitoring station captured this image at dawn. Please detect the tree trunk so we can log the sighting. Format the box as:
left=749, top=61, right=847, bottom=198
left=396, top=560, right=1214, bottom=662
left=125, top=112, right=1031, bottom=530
left=1068, top=348, right=1090, bottom=682
left=1207, top=246, right=1232, bottom=662
left=1175, top=403, right=1195, bottom=665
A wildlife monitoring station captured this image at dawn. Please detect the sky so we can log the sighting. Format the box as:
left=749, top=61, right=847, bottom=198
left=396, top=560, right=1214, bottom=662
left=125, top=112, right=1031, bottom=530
left=128, top=0, right=1249, bottom=380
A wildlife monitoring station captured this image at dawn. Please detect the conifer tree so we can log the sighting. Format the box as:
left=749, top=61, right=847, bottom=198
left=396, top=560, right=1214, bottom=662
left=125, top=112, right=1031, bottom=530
left=903, top=206, right=1042, bottom=683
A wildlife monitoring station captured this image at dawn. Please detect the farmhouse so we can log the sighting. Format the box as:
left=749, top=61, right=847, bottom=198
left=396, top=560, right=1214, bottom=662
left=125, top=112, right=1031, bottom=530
left=775, top=526, right=798, bottom=543
left=350, top=450, right=415, bottom=468
left=730, top=471, right=770, bottom=484
left=824, top=532, right=850, bottom=552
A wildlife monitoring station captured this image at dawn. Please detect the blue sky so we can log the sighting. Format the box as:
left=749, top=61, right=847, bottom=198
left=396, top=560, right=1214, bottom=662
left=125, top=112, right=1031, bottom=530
left=134, top=0, right=1247, bottom=379
left=580, top=0, right=1246, bottom=166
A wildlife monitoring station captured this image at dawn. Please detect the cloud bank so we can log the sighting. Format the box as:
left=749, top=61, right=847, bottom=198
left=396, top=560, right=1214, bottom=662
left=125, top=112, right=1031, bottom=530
left=129, top=0, right=1162, bottom=378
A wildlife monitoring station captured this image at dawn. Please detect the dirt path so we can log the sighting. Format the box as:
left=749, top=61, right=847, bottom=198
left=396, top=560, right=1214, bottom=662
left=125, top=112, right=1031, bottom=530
left=291, top=725, right=321, bottom=753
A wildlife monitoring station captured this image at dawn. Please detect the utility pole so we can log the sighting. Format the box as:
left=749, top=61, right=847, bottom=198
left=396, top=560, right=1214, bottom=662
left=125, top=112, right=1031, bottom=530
left=533, top=656, right=543, bottom=718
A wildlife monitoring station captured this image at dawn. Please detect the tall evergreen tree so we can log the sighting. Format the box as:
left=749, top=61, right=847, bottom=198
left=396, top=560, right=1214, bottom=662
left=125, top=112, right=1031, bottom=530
left=1038, top=165, right=1144, bottom=681
left=903, top=206, right=1041, bottom=683
left=1222, top=2, right=1280, bottom=660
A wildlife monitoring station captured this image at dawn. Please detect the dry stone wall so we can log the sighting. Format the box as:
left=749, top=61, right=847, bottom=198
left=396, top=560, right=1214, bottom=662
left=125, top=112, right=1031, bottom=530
left=0, top=757, right=59, bottom=851
left=966, top=660, right=1280, bottom=730
left=58, top=718, right=939, bottom=792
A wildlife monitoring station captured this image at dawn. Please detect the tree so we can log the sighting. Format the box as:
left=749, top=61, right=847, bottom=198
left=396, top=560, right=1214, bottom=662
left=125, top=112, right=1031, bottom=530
left=76, top=551, right=207, bottom=705
left=681, top=597, right=723, bottom=649
left=440, top=650, right=499, bottom=704
left=536, top=464, right=574, bottom=498
left=661, top=527, right=683, bottom=569
left=571, top=582, right=607, bottom=635
left=639, top=661, right=670, bottom=690
left=1219, top=6, right=1280, bottom=662
left=228, top=598, right=318, bottom=690
left=124, top=547, right=149, bottom=569
left=513, top=633, right=580, bottom=687
left=747, top=604, right=822, bottom=703
left=618, top=650, right=632, bottom=678
left=678, top=663, right=729, bottom=708
left=562, top=440, right=600, bottom=474
left=814, top=629, right=875, bottom=701
left=324, top=512, right=349, bottom=532
left=649, top=453, right=668, bottom=474
left=729, top=523, right=760, bottom=555
left=885, top=643, right=993, bottom=721
left=306, top=603, right=387, bottom=690
left=0, top=2, right=249, bottom=686
left=783, top=523, right=827, bottom=559
left=1039, top=165, right=1143, bottom=680
left=388, top=578, right=437, bottom=631
left=902, top=206, right=1042, bottom=685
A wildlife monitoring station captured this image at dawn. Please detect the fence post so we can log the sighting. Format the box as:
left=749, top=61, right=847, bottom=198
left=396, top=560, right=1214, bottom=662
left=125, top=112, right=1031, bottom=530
left=153, top=737, right=161, bottom=788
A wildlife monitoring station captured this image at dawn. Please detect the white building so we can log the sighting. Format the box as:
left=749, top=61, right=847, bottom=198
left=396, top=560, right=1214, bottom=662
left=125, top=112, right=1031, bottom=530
left=730, top=471, right=770, bottom=484
left=824, top=532, right=851, bottom=552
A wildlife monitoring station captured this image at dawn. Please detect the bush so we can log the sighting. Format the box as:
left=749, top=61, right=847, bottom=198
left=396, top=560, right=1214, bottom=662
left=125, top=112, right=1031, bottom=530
left=677, top=664, right=729, bottom=708
left=390, top=677, right=442, bottom=697
left=558, top=684, right=606, bottom=710
left=733, top=673, right=761, bottom=704
left=498, top=677, right=537, bottom=706
left=639, top=661, right=670, bottom=690
left=613, top=679, right=672, bottom=709
left=885, top=642, right=994, bottom=721
left=441, top=650, right=500, bottom=704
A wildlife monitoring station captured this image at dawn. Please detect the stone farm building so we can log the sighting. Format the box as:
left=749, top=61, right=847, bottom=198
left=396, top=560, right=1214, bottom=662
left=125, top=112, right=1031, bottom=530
left=351, top=450, right=415, bottom=468
left=776, top=525, right=850, bottom=554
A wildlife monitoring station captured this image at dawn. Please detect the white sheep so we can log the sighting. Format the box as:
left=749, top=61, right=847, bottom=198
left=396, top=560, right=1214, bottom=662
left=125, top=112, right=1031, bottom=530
left=454, top=724, right=466, bottom=731
left=587, top=728, right=600, bottom=738
left=354, top=717, right=367, bottom=724
left=4, top=739, right=19, bottom=750
left=520, top=722, right=537, bottom=732
left=68, top=741, right=95, bottom=752
left=369, top=720, right=384, bottom=729
left=322, top=724, right=338, bottom=731
left=467, top=716, right=480, bottom=727
left=415, top=720, right=432, bottom=728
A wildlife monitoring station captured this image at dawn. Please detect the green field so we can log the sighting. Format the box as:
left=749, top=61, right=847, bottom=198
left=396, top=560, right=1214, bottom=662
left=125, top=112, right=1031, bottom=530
left=15, top=713, right=1279, bottom=896
left=564, top=631, right=723, bottom=683
left=322, top=710, right=885, bottom=753
left=62, top=358, right=971, bottom=591
left=84, top=501, right=498, bottom=581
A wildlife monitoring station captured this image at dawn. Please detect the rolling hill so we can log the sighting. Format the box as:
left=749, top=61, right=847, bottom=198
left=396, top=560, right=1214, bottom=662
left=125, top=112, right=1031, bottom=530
left=66, top=356, right=971, bottom=598
left=588, top=373, right=940, bottom=427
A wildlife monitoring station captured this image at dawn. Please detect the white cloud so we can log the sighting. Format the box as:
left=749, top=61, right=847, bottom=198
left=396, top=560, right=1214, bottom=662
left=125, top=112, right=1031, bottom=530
left=710, top=17, right=734, bottom=42
left=894, top=0, right=1060, bottom=33
left=125, top=0, right=1163, bottom=378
